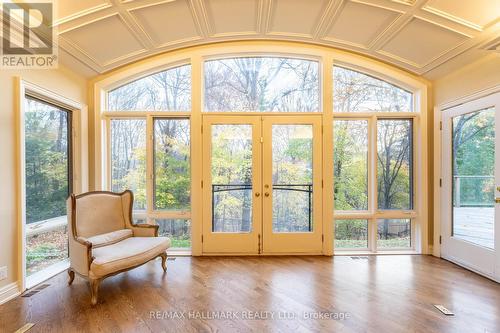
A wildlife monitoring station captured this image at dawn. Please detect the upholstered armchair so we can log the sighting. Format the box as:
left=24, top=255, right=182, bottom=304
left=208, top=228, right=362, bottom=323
left=67, top=190, right=170, bottom=305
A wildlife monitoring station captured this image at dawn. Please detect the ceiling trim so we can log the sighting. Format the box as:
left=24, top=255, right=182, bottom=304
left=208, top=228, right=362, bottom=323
left=53, top=1, right=114, bottom=26
left=50, top=0, right=499, bottom=79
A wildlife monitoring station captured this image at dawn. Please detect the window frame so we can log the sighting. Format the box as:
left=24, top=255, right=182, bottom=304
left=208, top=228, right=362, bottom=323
left=92, top=41, right=428, bottom=257
left=104, top=114, right=193, bottom=244
left=332, top=66, right=419, bottom=254
left=17, top=78, right=87, bottom=291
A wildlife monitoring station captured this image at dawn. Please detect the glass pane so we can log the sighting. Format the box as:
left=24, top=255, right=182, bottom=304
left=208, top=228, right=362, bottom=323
left=108, top=65, right=191, bottom=111
left=205, top=57, right=319, bottom=112
left=24, top=97, right=71, bottom=276
left=334, top=66, right=413, bottom=112
left=155, top=219, right=191, bottom=249
left=452, top=108, right=495, bottom=249
left=111, top=119, right=147, bottom=210
left=211, top=125, right=253, bottom=232
left=377, top=119, right=413, bottom=210
left=334, top=219, right=368, bottom=249
left=377, top=219, right=411, bottom=248
left=272, top=125, right=313, bottom=232
left=334, top=120, right=368, bottom=210
left=154, top=119, right=190, bottom=211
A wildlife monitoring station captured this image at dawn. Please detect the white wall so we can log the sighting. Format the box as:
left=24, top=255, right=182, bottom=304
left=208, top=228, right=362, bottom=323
left=434, top=54, right=500, bottom=106
left=0, top=65, right=87, bottom=290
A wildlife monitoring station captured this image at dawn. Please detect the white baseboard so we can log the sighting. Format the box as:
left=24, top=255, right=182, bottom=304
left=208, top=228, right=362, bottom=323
left=0, top=282, right=21, bottom=305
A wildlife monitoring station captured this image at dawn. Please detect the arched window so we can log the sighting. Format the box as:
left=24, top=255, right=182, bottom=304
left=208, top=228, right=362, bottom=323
left=204, top=57, right=319, bottom=112
left=108, top=64, right=191, bottom=111
left=95, top=44, right=427, bottom=255
left=333, top=66, right=412, bottom=112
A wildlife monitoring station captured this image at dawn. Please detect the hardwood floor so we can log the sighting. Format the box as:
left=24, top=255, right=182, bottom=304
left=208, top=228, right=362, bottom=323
left=1, top=255, right=499, bottom=333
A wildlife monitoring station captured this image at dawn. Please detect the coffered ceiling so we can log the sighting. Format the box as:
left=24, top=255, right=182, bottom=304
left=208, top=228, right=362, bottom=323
left=21, top=0, right=500, bottom=78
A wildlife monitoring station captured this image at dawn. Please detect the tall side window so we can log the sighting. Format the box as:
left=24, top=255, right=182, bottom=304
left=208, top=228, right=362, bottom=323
left=333, top=66, right=415, bottom=251
left=377, top=119, right=413, bottom=210
left=24, top=96, right=72, bottom=278
left=106, top=64, right=193, bottom=249
left=333, top=119, right=368, bottom=211
left=154, top=118, right=190, bottom=211
left=153, top=118, right=191, bottom=249
left=111, top=119, right=147, bottom=211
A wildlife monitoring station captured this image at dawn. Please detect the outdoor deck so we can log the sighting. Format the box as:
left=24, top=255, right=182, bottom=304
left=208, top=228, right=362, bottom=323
left=453, top=207, right=495, bottom=249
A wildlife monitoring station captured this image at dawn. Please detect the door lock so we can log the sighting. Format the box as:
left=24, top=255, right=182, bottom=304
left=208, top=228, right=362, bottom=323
left=255, top=192, right=260, bottom=197
left=264, top=192, right=270, bottom=197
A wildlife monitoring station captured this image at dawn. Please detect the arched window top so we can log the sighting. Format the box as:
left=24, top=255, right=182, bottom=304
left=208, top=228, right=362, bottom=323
left=333, top=66, right=413, bottom=112
left=107, top=64, right=191, bottom=111
left=204, top=57, right=319, bottom=112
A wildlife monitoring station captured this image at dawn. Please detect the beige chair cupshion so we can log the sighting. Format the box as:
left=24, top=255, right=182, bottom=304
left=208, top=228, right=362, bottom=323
left=67, top=190, right=170, bottom=305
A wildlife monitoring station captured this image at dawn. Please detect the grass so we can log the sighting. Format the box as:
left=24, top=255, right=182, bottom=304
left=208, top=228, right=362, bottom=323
left=171, top=238, right=191, bottom=249
left=335, top=239, right=368, bottom=249
left=377, top=238, right=410, bottom=248
left=335, top=237, right=410, bottom=249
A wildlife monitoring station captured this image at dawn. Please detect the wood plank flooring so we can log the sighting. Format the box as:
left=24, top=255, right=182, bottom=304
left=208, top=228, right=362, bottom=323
left=1, top=255, right=499, bottom=333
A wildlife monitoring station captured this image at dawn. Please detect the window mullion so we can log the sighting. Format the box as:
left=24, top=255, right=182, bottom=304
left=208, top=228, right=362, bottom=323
left=105, top=117, right=111, bottom=191
left=369, top=115, right=377, bottom=215
left=146, top=115, right=154, bottom=220
left=369, top=218, right=377, bottom=253
left=369, top=116, right=378, bottom=253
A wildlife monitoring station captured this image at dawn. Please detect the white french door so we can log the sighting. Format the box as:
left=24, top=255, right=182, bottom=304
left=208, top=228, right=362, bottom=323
left=202, top=115, right=322, bottom=254
left=262, top=116, right=322, bottom=253
left=441, top=92, right=500, bottom=280
left=201, top=116, right=262, bottom=253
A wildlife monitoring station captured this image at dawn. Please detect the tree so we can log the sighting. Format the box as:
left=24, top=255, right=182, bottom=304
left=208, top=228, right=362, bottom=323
left=333, top=120, right=368, bottom=210
left=205, top=57, right=319, bottom=112
left=452, top=109, right=495, bottom=206
left=377, top=120, right=411, bottom=210
left=25, top=98, right=70, bottom=223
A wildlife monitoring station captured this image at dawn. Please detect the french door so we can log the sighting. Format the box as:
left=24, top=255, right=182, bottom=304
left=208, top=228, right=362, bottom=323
left=441, top=92, right=500, bottom=280
left=202, top=115, right=322, bottom=254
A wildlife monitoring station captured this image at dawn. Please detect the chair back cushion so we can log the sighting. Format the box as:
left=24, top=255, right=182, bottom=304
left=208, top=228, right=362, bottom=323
left=74, top=192, right=128, bottom=238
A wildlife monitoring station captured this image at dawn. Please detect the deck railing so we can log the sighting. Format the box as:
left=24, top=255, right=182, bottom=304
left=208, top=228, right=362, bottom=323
left=212, top=184, right=313, bottom=231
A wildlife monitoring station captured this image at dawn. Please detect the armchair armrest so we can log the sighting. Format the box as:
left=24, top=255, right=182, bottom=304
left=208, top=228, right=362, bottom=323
left=129, top=222, right=159, bottom=237
left=69, top=235, right=94, bottom=276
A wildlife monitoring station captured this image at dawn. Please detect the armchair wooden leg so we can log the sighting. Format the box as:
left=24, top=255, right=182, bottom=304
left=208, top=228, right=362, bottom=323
left=68, top=268, right=75, bottom=285
left=89, top=278, right=101, bottom=306
left=159, top=253, right=167, bottom=272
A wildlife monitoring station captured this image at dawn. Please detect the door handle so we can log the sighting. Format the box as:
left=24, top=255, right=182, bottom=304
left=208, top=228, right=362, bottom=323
left=255, top=192, right=260, bottom=197
left=496, top=198, right=500, bottom=204
left=264, top=192, right=270, bottom=197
